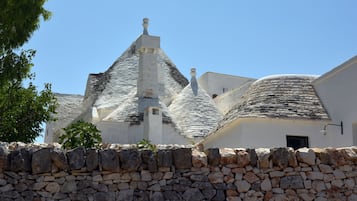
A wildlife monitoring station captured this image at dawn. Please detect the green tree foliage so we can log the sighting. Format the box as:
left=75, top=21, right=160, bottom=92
left=59, top=121, right=102, bottom=149
left=0, top=0, right=57, bottom=142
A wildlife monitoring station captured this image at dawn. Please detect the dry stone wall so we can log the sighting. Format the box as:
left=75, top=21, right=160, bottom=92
left=0, top=143, right=357, bottom=201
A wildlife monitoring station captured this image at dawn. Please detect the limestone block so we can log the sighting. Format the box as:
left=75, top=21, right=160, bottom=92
left=32, top=148, right=51, bottom=174
left=60, top=180, right=76, bottom=193
left=312, top=180, right=326, bottom=192
left=10, top=148, right=31, bottom=172
left=243, top=172, right=259, bottom=184
left=51, top=149, right=69, bottom=171
left=141, top=150, right=157, bottom=172
left=150, top=191, right=164, bottom=201
left=280, top=175, right=304, bottom=189
left=327, top=148, right=347, bottom=166
left=306, top=171, right=324, bottom=180
left=0, top=144, right=9, bottom=172
left=86, top=149, right=98, bottom=171
left=246, top=149, right=258, bottom=167
left=94, top=192, right=115, bottom=201
left=173, top=148, right=192, bottom=169
left=119, top=149, right=141, bottom=171
left=192, top=149, right=207, bottom=168
left=206, top=148, right=221, bottom=166
left=288, top=148, right=299, bottom=167
left=99, top=149, right=120, bottom=172
left=312, top=148, right=331, bottom=164
left=157, top=149, right=172, bottom=167
left=255, top=148, right=271, bottom=169
left=333, top=169, right=346, bottom=179
left=271, top=147, right=289, bottom=169
left=212, top=189, right=225, bottom=201
left=208, top=172, right=224, bottom=183
left=45, top=182, right=60, bottom=193
left=261, top=178, right=272, bottom=191
left=235, top=180, right=251, bottom=193
left=67, top=147, right=85, bottom=170
left=182, top=188, right=204, bottom=201
left=318, top=164, right=333, bottom=173
left=236, top=150, right=250, bottom=168
left=220, top=148, right=237, bottom=165
left=163, top=190, right=182, bottom=200
left=296, top=148, right=316, bottom=165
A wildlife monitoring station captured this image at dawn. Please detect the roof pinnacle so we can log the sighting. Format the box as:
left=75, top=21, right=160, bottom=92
left=143, top=18, right=149, bottom=35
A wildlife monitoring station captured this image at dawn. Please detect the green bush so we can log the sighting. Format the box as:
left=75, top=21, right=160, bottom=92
left=59, top=120, right=102, bottom=149
left=137, top=139, right=157, bottom=152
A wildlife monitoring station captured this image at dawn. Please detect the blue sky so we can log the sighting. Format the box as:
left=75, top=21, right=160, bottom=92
left=24, top=1, right=357, bottom=142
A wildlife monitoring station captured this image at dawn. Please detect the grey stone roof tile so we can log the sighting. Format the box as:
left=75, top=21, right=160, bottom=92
left=217, top=75, right=329, bottom=131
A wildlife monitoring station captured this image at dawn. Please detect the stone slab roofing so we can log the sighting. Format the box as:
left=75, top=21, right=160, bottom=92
left=217, top=75, right=330, bottom=130
left=169, top=83, right=223, bottom=138
left=83, top=42, right=188, bottom=122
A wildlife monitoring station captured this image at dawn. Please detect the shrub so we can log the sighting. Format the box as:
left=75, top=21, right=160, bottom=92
left=59, top=120, right=102, bottom=149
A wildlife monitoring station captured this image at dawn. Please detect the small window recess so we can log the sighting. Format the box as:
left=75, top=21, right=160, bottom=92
left=223, top=88, right=228, bottom=93
left=152, top=108, right=159, bottom=115
left=286, top=135, right=309, bottom=150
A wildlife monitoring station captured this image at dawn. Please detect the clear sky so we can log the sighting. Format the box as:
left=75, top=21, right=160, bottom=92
left=24, top=1, right=357, bottom=142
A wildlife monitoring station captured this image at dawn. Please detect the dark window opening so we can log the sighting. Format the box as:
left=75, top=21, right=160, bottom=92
left=286, top=136, right=309, bottom=150
left=152, top=108, right=159, bottom=115
left=212, top=94, right=218, bottom=99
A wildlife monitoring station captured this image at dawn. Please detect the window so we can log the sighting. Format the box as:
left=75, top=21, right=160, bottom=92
left=152, top=108, right=159, bottom=115
left=223, top=88, right=228, bottom=93
left=286, top=136, right=309, bottom=150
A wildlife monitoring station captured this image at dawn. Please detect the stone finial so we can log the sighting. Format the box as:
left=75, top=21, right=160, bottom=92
left=143, top=18, right=149, bottom=35
left=190, top=68, right=197, bottom=78
left=190, top=68, right=198, bottom=96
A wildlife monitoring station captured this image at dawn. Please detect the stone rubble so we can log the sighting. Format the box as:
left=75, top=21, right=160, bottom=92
left=0, top=142, right=356, bottom=200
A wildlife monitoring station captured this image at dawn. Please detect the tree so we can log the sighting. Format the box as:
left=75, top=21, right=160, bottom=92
left=0, top=0, right=57, bottom=143
left=59, top=121, right=102, bottom=149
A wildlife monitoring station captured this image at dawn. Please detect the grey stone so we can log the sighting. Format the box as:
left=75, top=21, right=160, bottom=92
left=182, top=188, right=204, bottom=201
left=271, top=148, right=289, bottom=169
left=173, top=148, right=192, bottom=169
left=60, top=180, right=77, bottom=193
left=190, top=174, right=208, bottom=182
left=150, top=192, right=164, bottom=201
left=10, top=148, right=31, bottom=172
left=280, top=175, right=304, bottom=189
left=202, top=188, right=216, bottom=200
left=246, top=149, right=258, bottom=167
left=206, top=148, right=221, bottom=166
left=157, top=149, right=172, bottom=167
left=45, top=182, right=60, bottom=193
left=0, top=144, right=9, bottom=172
left=50, top=149, right=69, bottom=170
left=164, top=191, right=182, bottom=201
left=117, top=189, right=134, bottom=201
left=133, top=190, right=149, bottom=201
left=0, top=184, right=14, bottom=192
left=32, top=148, right=51, bottom=174
left=212, top=189, right=225, bottom=201
left=94, top=192, right=115, bottom=201
left=120, top=149, right=141, bottom=171
left=15, top=182, right=28, bottom=192
left=192, top=181, right=213, bottom=189
left=100, top=149, right=120, bottom=172
left=67, top=147, right=85, bottom=170
left=236, top=180, right=251, bottom=193
left=296, top=148, right=316, bottom=165
left=141, top=150, right=157, bottom=172
left=86, top=149, right=99, bottom=171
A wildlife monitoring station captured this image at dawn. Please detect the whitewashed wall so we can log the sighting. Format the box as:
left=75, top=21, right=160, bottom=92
left=313, top=56, right=357, bottom=145
left=198, top=72, right=255, bottom=97
left=97, top=121, right=188, bottom=145
left=202, top=118, right=350, bottom=149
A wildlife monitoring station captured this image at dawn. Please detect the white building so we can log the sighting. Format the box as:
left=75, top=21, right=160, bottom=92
left=46, top=19, right=357, bottom=149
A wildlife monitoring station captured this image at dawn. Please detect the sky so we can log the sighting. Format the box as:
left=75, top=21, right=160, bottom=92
left=24, top=1, right=357, bottom=142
